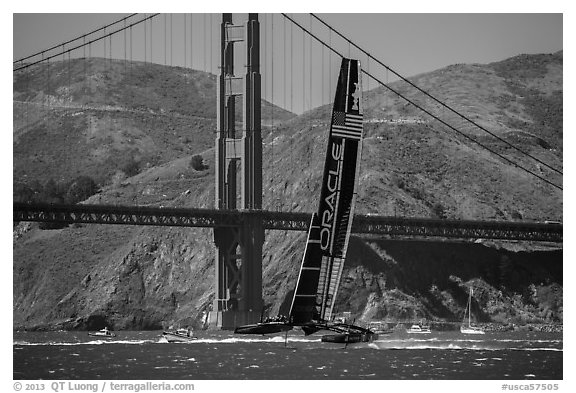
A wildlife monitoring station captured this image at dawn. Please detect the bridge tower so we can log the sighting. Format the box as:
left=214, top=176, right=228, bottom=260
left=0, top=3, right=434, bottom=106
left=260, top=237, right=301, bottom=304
left=210, top=13, right=263, bottom=329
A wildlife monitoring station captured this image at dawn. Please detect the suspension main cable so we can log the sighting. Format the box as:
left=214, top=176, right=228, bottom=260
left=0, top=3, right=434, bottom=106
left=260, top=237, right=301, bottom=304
left=14, top=13, right=139, bottom=64
left=14, top=14, right=159, bottom=72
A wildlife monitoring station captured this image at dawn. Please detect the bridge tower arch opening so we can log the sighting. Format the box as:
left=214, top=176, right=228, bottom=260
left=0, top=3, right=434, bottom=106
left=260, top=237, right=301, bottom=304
left=211, top=13, right=263, bottom=329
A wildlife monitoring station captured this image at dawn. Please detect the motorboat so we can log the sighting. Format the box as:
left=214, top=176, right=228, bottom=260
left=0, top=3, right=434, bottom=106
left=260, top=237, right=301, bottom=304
left=367, top=321, right=394, bottom=335
left=88, top=327, right=116, bottom=338
left=162, top=328, right=198, bottom=343
left=406, top=324, right=431, bottom=334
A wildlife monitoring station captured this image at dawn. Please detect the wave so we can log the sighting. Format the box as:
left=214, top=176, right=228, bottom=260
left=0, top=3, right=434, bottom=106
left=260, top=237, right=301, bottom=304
left=368, top=342, right=562, bottom=351
left=14, top=335, right=563, bottom=350
left=183, top=336, right=320, bottom=344
left=13, top=335, right=320, bottom=346
left=13, top=339, right=155, bottom=346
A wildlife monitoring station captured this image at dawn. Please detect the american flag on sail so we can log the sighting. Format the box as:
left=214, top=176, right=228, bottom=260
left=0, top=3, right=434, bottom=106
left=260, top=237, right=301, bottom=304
left=331, top=111, right=363, bottom=140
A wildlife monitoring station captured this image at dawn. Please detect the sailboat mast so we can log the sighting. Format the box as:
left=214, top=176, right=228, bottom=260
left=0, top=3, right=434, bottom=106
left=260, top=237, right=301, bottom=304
left=468, top=288, right=471, bottom=327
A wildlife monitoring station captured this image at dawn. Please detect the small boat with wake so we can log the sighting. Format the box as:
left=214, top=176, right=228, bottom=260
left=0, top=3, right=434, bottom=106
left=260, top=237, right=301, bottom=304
left=406, top=324, right=432, bottom=334
left=88, top=327, right=116, bottom=338
left=162, top=328, right=198, bottom=343
left=367, top=321, right=394, bottom=335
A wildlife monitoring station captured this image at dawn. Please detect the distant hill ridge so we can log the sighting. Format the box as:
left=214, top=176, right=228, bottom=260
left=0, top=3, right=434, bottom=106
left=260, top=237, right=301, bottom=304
left=13, top=52, right=562, bottom=330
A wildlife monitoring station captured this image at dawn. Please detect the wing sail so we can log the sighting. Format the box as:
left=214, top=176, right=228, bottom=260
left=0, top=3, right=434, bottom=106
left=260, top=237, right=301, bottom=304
left=289, top=58, right=364, bottom=324
left=289, top=213, right=323, bottom=324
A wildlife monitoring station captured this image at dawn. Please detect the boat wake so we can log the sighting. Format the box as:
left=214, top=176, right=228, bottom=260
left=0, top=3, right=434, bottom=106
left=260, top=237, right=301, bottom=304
left=183, top=336, right=320, bottom=344
left=13, top=335, right=562, bottom=352
left=13, top=335, right=320, bottom=346
left=368, top=338, right=562, bottom=352
left=13, top=339, right=155, bottom=346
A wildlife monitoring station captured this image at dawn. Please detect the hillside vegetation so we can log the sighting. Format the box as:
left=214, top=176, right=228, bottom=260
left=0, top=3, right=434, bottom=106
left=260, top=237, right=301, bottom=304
left=13, top=52, right=562, bottom=330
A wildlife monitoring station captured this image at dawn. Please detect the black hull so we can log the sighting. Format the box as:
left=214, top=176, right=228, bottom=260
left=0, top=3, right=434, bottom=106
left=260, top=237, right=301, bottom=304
left=321, top=332, right=377, bottom=343
left=234, top=322, right=293, bottom=335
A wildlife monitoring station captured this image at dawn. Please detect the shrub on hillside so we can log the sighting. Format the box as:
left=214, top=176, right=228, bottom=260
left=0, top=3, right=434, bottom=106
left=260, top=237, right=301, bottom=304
left=431, top=202, right=447, bottom=219
left=66, top=176, right=99, bottom=204
left=391, top=174, right=405, bottom=190
left=121, top=157, right=140, bottom=177
left=190, top=155, right=207, bottom=171
left=14, top=176, right=99, bottom=205
left=111, top=171, right=127, bottom=187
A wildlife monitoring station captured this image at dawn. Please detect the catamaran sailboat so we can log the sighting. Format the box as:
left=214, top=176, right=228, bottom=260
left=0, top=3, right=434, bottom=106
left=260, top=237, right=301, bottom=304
left=460, top=286, right=485, bottom=334
left=234, top=58, right=375, bottom=343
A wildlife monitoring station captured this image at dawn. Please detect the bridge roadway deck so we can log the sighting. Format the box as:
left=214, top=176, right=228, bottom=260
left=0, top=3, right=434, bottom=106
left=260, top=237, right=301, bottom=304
left=13, top=202, right=562, bottom=243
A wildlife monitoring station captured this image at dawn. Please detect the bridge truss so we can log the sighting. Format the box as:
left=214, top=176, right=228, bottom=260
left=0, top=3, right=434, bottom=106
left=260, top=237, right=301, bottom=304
left=14, top=202, right=562, bottom=243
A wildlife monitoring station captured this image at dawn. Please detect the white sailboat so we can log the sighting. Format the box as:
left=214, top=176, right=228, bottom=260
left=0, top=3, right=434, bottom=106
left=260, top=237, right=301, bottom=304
left=460, top=286, right=485, bottom=334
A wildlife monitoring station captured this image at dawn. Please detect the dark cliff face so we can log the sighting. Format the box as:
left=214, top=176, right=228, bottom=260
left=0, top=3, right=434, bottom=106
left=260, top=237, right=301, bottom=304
left=13, top=223, right=562, bottom=330
left=13, top=52, right=563, bottom=330
left=331, top=238, right=562, bottom=324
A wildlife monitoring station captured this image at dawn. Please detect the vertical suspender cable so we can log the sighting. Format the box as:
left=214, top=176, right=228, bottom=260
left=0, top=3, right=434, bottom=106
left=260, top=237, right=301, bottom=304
left=321, top=32, right=324, bottom=107
left=129, top=25, right=132, bottom=81
left=88, top=43, right=91, bottom=98
left=144, top=14, right=147, bottom=62
left=309, top=15, right=313, bottom=193
left=109, top=34, right=112, bottom=131
left=68, top=51, right=71, bottom=112
left=262, top=14, right=266, bottom=121
left=203, top=14, right=206, bottom=71
left=329, top=29, right=332, bottom=103
left=385, top=68, right=388, bottom=116
left=103, top=29, right=106, bottom=110
left=283, top=16, right=286, bottom=115
left=184, top=14, right=187, bottom=68
left=84, top=36, right=87, bottom=96
left=164, top=14, right=167, bottom=65
left=366, top=55, right=370, bottom=120
left=290, top=20, right=293, bottom=114
left=103, top=26, right=106, bottom=65
left=210, top=14, right=213, bottom=74
left=44, top=54, right=49, bottom=107
left=129, top=25, right=132, bottom=68
left=272, top=14, right=276, bottom=210
left=309, top=14, right=312, bottom=115
left=302, top=22, right=304, bottom=116
left=302, top=18, right=308, bottom=191
left=290, top=18, right=293, bottom=178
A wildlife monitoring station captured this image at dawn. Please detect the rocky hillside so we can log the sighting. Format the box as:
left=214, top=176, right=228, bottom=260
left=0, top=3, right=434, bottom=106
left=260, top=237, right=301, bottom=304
left=13, top=52, right=563, bottom=331
left=13, top=58, right=295, bottom=187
